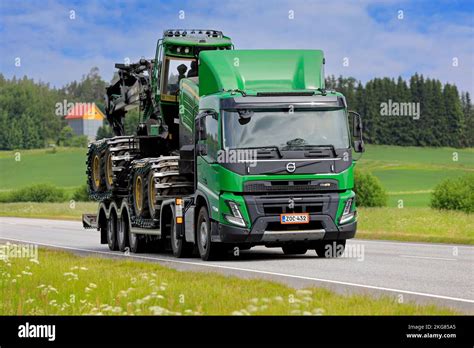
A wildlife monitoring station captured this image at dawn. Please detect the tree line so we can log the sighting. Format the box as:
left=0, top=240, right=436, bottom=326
left=0, top=69, right=472, bottom=150
left=326, top=75, right=473, bottom=147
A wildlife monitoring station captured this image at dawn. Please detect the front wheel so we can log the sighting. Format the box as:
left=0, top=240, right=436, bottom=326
left=314, top=240, right=346, bottom=258
left=196, top=206, right=222, bottom=261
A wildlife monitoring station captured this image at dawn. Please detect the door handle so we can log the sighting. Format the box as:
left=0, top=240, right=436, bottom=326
left=202, top=178, right=208, bottom=185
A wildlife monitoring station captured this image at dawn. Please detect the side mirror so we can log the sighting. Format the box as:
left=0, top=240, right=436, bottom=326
left=348, top=111, right=364, bottom=153
left=196, top=143, right=207, bottom=156
left=196, top=117, right=207, bottom=141
left=354, top=140, right=365, bottom=153
left=349, top=110, right=362, bottom=138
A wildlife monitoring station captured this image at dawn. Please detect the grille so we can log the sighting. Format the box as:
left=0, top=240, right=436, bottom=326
left=262, top=204, right=323, bottom=215
left=244, top=180, right=337, bottom=193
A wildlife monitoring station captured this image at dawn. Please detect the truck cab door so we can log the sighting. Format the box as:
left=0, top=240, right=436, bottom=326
left=196, top=111, right=220, bottom=220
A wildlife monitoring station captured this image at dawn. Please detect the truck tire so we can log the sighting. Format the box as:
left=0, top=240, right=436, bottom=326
left=116, top=215, right=129, bottom=252
left=314, top=240, right=346, bottom=258
left=282, top=244, right=308, bottom=255
left=170, top=210, right=193, bottom=258
left=107, top=213, right=118, bottom=251
left=129, top=230, right=146, bottom=253
left=196, top=206, right=221, bottom=261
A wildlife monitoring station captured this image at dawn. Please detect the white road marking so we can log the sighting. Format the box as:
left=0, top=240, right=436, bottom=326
left=1, top=236, right=473, bottom=305
left=354, top=238, right=474, bottom=250
left=400, top=255, right=457, bottom=261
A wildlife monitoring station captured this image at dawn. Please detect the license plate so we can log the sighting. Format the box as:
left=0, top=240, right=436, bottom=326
left=280, top=213, right=310, bottom=224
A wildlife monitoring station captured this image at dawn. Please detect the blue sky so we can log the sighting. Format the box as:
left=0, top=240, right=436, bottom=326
left=1, top=0, right=473, bottom=94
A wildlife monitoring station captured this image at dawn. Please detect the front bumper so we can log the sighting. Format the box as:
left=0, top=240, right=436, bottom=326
left=213, top=218, right=357, bottom=244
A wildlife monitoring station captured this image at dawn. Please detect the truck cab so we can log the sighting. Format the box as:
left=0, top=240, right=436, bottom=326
left=177, top=50, right=364, bottom=260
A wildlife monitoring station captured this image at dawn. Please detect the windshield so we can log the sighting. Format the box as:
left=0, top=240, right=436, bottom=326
left=162, top=58, right=197, bottom=95
left=223, top=109, right=350, bottom=150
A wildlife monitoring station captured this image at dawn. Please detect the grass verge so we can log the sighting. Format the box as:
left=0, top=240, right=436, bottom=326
left=0, top=247, right=456, bottom=315
left=0, top=202, right=97, bottom=221
left=358, top=207, right=474, bottom=245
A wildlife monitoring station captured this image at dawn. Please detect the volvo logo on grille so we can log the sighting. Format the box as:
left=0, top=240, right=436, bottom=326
left=286, top=162, right=296, bottom=173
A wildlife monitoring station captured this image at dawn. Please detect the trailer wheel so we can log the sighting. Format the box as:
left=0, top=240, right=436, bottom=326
left=107, top=212, right=118, bottom=251
left=196, top=206, right=221, bottom=261
left=282, top=244, right=308, bottom=255
left=314, top=240, right=346, bottom=258
left=117, top=215, right=129, bottom=252
left=129, top=230, right=146, bottom=253
left=170, top=209, right=193, bottom=258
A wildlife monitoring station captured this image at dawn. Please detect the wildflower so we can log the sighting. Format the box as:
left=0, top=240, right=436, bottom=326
left=247, top=305, right=258, bottom=312
left=296, top=289, right=313, bottom=296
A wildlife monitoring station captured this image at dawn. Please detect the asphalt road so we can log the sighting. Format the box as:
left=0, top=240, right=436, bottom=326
left=1, top=217, right=473, bottom=313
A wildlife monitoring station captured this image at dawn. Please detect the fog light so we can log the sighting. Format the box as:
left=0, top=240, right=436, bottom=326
left=340, top=198, right=355, bottom=224
left=224, top=201, right=246, bottom=227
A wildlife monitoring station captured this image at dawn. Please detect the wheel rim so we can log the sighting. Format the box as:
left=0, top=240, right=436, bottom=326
left=148, top=174, right=155, bottom=213
left=106, top=153, right=113, bottom=186
left=135, top=176, right=143, bottom=213
left=93, top=155, right=101, bottom=188
left=200, top=221, right=208, bottom=250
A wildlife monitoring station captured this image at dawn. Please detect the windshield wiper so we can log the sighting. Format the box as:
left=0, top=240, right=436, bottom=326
left=281, top=144, right=337, bottom=157
left=234, top=146, right=282, bottom=159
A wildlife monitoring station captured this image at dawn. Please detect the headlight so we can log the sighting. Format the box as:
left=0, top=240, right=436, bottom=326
left=224, top=201, right=246, bottom=227
left=340, top=198, right=355, bottom=224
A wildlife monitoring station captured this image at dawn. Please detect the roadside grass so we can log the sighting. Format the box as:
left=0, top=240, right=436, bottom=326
left=0, top=247, right=456, bottom=315
left=358, top=207, right=474, bottom=245
left=0, top=203, right=472, bottom=245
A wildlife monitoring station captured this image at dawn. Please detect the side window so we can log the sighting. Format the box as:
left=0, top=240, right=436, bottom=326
left=205, top=113, right=218, bottom=160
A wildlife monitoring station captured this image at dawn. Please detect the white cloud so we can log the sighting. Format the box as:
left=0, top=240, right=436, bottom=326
left=0, top=0, right=472, bottom=94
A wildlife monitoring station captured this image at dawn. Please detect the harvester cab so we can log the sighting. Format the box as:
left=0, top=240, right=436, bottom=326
left=152, top=29, right=233, bottom=149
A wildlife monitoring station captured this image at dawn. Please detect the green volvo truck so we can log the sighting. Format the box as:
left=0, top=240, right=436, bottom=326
left=83, top=29, right=365, bottom=260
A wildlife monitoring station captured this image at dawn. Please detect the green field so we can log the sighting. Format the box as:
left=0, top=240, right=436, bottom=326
left=0, top=246, right=456, bottom=315
left=358, top=145, right=474, bottom=207
left=0, top=147, right=87, bottom=191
